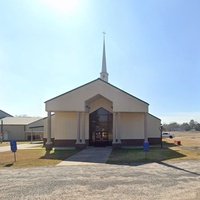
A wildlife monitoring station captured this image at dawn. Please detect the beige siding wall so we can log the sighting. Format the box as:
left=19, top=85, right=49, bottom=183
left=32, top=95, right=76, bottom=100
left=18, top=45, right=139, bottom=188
left=46, top=80, right=148, bottom=113
left=54, top=112, right=77, bottom=140
left=44, top=111, right=160, bottom=140
left=119, top=113, right=144, bottom=139
left=3, top=125, right=26, bottom=140
left=79, top=112, right=89, bottom=140
left=147, top=114, right=161, bottom=138
left=47, top=96, right=112, bottom=141
left=88, top=96, right=112, bottom=113
left=43, top=112, right=89, bottom=140
left=44, top=111, right=160, bottom=142
left=26, top=118, right=44, bottom=131
left=85, top=113, right=89, bottom=140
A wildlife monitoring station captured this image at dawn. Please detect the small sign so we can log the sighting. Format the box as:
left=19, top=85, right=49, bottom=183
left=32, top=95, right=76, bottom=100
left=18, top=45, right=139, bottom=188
left=10, top=140, right=17, bottom=152
left=143, top=141, right=149, bottom=152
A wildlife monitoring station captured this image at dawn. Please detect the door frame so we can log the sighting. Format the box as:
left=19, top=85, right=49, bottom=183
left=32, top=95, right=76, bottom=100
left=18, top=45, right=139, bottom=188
left=89, top=107, right=113, bottom=146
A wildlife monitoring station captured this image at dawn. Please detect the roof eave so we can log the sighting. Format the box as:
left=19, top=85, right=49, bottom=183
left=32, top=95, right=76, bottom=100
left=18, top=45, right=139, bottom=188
left=45, top=78, right=149, bottom=106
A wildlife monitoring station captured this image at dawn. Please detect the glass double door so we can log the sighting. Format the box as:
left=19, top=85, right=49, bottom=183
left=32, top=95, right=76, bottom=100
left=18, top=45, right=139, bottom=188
left=89, top=108, right=113, bottom=146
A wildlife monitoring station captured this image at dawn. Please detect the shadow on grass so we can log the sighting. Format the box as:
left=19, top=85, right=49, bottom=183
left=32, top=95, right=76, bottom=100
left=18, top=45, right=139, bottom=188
left=107, top=147, right=186, bottom=166
left=40, top=149, right=79, bottom=161
left=162, top=141, right=178, bottom=148
left=157, top=161, right=200, bottom=176
left=107, top=145, right=200, bottom=176
left=4, top=163, right=14, bottom=167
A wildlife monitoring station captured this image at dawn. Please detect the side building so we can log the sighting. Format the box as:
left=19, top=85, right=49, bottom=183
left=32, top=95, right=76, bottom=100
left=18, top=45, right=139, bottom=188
left=1, top=117, right=43, bottom=141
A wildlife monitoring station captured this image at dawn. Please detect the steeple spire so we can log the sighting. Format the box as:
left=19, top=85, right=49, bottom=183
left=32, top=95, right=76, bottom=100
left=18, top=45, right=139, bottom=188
left=100, top=32, right=109, bottom=82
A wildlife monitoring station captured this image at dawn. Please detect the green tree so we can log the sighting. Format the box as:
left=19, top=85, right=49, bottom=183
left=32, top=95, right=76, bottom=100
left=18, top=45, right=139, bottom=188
left=180, top=123, right=191, bottom=131
left=195, top=123, right=200, bottom=131
left=166, top=122, right=180, bottom=131
left=189, top=120, right=196, bottom=130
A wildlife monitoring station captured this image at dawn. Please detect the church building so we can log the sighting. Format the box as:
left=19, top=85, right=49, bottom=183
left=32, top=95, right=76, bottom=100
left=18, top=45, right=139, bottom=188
left=44, top=37, right=161, bottom=150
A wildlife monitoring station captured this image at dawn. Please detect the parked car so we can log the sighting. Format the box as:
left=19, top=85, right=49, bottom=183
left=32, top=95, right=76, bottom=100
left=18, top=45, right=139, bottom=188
left=162, top=132, right=174, bottom=139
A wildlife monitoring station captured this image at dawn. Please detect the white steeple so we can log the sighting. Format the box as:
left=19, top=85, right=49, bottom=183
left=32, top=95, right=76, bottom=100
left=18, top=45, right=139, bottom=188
left=100, top=32, right=109, bottom=82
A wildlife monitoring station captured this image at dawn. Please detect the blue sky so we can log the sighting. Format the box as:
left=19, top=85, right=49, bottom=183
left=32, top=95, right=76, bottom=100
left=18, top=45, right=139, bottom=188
left=0, top=0, right=200, bottom=123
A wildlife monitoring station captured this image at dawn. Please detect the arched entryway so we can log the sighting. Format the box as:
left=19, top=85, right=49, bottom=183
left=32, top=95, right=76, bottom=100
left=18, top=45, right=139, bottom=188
left=89, top=108, right=113, bottom=146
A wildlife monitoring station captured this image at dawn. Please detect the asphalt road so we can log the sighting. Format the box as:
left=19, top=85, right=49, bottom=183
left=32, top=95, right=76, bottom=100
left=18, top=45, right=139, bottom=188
left=0, top=161, right=199, bottom=200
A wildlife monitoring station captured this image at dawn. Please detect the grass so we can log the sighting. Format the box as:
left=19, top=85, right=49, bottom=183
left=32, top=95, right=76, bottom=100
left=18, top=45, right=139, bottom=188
left=108, top=137, right=200, bottom=165
left=0, top=142, right=9, bottom=147
left=1, top=132, right=200, bottom=168
left=163, top=137, right=200, bottom=161
left=107, top=147, right=186, bottom=165
left=0, top=149, right=79, bottom=168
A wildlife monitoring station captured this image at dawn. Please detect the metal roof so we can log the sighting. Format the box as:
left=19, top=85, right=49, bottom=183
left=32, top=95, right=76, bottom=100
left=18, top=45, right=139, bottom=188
left=1, top=117, right=42, bottom=125
left=0, top=110, right=13, bottom=119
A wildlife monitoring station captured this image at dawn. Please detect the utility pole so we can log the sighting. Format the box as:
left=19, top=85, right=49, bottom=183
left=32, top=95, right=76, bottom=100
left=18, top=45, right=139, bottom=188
left=0, top=120, right=3, bottom=143
left=160, top=124, right=163, bottom=148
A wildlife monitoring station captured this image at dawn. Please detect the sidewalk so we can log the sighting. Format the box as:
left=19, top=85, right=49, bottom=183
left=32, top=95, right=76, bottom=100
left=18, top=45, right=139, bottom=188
left=0, top=143, right=42, bottom=153
left=57, top=146, right=112, bottom=166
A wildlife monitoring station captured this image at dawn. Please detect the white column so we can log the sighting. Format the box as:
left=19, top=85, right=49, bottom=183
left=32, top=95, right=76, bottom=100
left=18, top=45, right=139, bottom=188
left=31, top=129, right=33, bottom=144
left=112, top=112, right=116, bottom=143
left=46, top=111, right=52, bottom=144
left=115, top=112, right=118, bottom=142
left=144, top=112, right=148, bottom=142
left=117, top=112, right=121, bottom=143
left=81, top=112, right=86, bottom=144
left=76, top=112, right=81, bottom=144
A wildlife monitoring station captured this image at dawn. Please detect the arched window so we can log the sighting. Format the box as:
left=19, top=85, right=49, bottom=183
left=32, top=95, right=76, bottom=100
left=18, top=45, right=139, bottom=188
left=89, top=108, right=113, bottom=146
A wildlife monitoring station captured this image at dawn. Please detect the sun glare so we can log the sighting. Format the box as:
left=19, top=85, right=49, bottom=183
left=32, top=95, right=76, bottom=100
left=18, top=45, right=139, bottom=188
left=41, top=0, right=80, bottom=15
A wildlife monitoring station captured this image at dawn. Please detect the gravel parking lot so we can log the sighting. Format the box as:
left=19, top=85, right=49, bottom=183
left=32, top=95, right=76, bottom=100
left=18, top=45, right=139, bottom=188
left=0, top=161, right=199, bottom=200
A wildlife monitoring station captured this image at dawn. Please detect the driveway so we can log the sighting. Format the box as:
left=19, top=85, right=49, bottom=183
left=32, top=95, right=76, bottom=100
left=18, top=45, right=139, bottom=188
left=0, top=160, right=199, bottom=200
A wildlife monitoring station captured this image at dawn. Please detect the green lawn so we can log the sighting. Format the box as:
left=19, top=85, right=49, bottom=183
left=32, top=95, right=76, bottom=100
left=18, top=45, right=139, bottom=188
left=1, top=138, right=199, bottom=168
left=107, top=147, right=187, bottom=165
left=0, top=149, right=79, bottom=168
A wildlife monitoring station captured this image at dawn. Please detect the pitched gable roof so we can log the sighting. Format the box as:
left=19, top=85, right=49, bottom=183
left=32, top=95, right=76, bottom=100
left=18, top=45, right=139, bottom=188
left=45, top=78, right=148, bottom=105
left=1, top=117, right=42, bottom=125
left=45, top=78, right=149, bottom=113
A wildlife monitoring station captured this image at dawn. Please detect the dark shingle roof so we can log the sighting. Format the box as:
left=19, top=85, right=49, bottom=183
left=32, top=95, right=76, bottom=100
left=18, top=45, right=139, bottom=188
left=0, top=110, right=13, bottom=119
